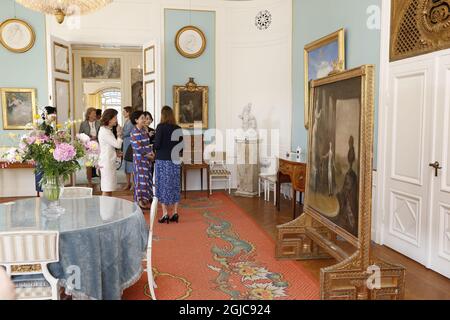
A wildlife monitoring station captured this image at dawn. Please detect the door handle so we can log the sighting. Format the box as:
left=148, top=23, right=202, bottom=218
left=429, top=161, right=442, bottom=177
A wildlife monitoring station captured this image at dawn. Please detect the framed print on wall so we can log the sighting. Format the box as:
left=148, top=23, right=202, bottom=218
left=144, top=80, right=155, bottom=114
left=54, top=79, right=71, bottom=124
left=81, top=57, right=121, bottom=79
left=1, top=88, right=37, bottom=130
left=54, top=42, right=69, bottom=74
left=175, top=26, right=207, bottom=59
left=304, top=28, right=345, bottom=129
left=144, top=45, right=155, bottom=75
left=174, top=78, right=208, bottom=129
left=0, top=19, right=35, bottom=53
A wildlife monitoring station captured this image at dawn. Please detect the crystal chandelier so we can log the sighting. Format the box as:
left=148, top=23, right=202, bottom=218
left=15, top=0, right=113, bottom=24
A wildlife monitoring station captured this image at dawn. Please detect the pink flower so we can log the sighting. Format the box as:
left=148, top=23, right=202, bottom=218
left=26, top=136, right=36, bottom=145
left=86, top=141, right=99, bottom=154
left=53, top=143, right=76, bottom=162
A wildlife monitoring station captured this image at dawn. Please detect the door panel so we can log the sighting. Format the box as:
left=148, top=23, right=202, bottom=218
left=384, top=60, right=434, bottom=265
left=430, top=54, right=450, bottom=278
left=143, top=41, right=159, bottom=124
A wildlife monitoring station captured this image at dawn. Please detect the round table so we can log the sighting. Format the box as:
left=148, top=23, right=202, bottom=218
left=0, top=196, right=149, bottom=300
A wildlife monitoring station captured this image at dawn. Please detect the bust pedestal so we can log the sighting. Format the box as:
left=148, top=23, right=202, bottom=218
left=235, top=136, right=259, bottom=197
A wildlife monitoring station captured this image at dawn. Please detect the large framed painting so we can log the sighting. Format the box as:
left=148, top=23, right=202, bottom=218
left=131, top=68, right=143, bottom=111
left=306, top=65, right=374, bottom=245
left=174, top=78, right=208, bottom=129
left=304, top=29, right=345, bottom=129
left=81, top=57, right=121, bottom=79
left=1, top=88, right=37, bottom=130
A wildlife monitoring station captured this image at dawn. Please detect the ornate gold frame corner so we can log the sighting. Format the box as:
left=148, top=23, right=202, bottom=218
left=173, top=78, right=208, bottom=129
left=1, top=88, right=37, bottom=130
left=175, top=26, right=207, bottom=59
left=303, top=28, right=345, bottom=129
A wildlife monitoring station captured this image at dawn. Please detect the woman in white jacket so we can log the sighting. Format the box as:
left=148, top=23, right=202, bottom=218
left=98, top=109, right=123, bottom=196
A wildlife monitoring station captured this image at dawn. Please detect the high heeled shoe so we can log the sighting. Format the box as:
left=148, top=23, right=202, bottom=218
left=158, top=215, right=170, bottom=224
left=169, top=213, right=179, bottom=223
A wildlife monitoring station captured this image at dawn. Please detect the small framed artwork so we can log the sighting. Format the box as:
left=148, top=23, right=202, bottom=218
left=144, top=45, right=155, bottom=75
left=1, top=88, right=37, bottom=130
left=81, top=57, right=121, bottom=79
left=175, top=26, right=206, bottom=59
left=54, top=79, right=71, bottom=124
left=144, top=80, right=155, bottom=114
left=53, top=42, right=69, bottom=74
left=304, top=28, right=345, bottom=129
left=0, top=19, right=35, bottom=53
left=132, top=69, right=143, bottom=111
left=174, top=78, right=208, bottom=129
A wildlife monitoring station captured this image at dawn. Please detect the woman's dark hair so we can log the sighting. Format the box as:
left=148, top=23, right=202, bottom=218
left=100, top=109, right=118, bottom=127
left=41, top=106, right=57, bottom=120
left=143, top=111, right=153, bottom=122
left=130, top=111, right=145, bottom=126
left=124, top=106, right=133, bottom=115
left=96, top=109, right=102, bottom=118
left=160, top=106, right=176, bottom=125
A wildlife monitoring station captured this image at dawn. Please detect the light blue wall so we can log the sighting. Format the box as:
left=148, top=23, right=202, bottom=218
left=164, top=9, right=215, bottom=129
left=292, top=0, right=381, bottom=167
left=0, top=0, right=48, bottom=146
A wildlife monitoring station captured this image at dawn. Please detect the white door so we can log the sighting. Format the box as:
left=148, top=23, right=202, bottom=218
left=429, top=53, right=450, bottom=278
left=49, top=36, right=73, bottom=127
left=383, top=59, right=435, bottom=265
left=143, top=41, right=160, bottom=124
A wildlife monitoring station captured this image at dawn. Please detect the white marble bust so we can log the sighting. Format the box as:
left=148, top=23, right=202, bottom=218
left=238, top=102, right=258, bottom=139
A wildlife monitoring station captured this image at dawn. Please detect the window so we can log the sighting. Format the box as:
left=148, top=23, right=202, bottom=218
left=100, top=88, right=123, bottom=125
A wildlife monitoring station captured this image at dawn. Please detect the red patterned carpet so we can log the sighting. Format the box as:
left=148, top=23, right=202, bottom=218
left=122, top=192, right=319, bottom=300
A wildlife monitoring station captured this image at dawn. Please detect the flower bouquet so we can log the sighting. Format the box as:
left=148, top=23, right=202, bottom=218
left=1, top=115, right=100, bottom=217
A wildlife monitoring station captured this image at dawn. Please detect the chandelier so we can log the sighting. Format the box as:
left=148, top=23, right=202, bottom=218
left=15, top=0, right=113, bottom=24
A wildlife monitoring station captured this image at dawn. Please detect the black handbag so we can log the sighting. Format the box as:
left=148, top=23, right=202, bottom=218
left=124, top=144, right=133, bottom=162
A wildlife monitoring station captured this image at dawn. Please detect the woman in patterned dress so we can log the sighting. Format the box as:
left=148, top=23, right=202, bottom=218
left=154, top=106, right=183, bottom=224
left=130, top=111, right=154, bottom=209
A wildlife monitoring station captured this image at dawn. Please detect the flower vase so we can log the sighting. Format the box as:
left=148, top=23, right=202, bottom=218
left=42, top=175, right=65, bottom=218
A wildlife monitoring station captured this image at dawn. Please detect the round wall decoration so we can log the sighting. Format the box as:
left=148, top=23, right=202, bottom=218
left=0, top=19, right=35, bottom=53
left=175, top=26, right=206, bottom=59
left=255, top=10, right=272, bottom=30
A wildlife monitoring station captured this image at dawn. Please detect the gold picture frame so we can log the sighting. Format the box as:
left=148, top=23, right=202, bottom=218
left=304, top=29, right=345, bottom=129
left=1, top=88, right=37, bottom=130
left=0, top=19, right=35, bottom=53
left=144, top=45, right=155, bottom=75
left=174, top=78, right=208, bottom=129
left=277, top=66, right=406, bottom=300
left=54, top=78, right=71, bottom=124
left=53, top=42, right=69, bottom=74
left=144, top=80, right=155, bottom=114
left=175, top=26, right=207, bottom=59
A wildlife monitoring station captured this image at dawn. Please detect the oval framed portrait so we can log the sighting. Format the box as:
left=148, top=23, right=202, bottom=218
left=175, top=26, right=206, bottom=59
left=0, top=19, right=35, bottom=53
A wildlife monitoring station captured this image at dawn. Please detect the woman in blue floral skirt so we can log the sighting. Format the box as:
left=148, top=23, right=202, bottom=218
left=154, top=106, right=183, bottom=224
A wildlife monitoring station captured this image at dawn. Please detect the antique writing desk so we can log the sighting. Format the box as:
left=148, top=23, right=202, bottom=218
left=276, top=156, right=307, bottom=219
left=181, top=134, right=210, bottom=198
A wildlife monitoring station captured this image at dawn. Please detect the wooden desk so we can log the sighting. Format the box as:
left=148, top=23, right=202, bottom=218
left=276, top=158, right=306, bottom=219
left=182, top=163, right=210, bottom=199
left=0, top=162, right=35, bottom=170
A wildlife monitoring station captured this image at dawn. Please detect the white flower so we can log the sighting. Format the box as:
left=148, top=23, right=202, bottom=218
left=247, top=283, right=287, bottom=300
left=76, top=133, right=91, bottom=144
left=233, top=263, right=271, bottom=281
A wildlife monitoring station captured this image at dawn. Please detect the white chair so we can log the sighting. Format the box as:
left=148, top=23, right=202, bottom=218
left=145, top=197, right=158, bottom=301
left=258, top=157, right=277, bottom=205
left=0, top=231, right=60, bottom=300
left=208, top=152, right=232, bottom=195
left=60, top=187, right=93, bottom=199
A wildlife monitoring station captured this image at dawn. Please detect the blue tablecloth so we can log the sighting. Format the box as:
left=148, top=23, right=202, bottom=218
left=0, top=196, right=149, bottom=300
